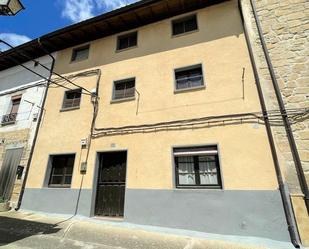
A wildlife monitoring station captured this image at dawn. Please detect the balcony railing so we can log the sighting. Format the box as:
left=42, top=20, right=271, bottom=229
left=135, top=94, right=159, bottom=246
left=1, top=113, right=17, bottom=125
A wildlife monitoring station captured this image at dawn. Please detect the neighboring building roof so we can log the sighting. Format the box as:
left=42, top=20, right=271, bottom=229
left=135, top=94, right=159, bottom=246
left=0, top=0, right=226, bottom=71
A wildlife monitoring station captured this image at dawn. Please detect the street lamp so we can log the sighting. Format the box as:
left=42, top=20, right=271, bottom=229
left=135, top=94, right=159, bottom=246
left=0, top=0, right=24, bottom=16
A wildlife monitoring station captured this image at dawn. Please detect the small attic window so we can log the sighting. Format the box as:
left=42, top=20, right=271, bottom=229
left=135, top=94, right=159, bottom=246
left=117, top=32, right=138, bottom=51
left=71, top=45, right=90, bottom=62
left=172, top=14, right=198, bottom=36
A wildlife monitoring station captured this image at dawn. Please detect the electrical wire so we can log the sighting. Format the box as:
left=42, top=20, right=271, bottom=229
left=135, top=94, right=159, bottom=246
left=0, top=40, right=93, bottom=96
left=50, top=70, right=100, bottom=91
left=92, top=108, right=309, bottom=137
left=94, top=108, right=307, bottom=131
left=0, top=51, right=91, bottom=94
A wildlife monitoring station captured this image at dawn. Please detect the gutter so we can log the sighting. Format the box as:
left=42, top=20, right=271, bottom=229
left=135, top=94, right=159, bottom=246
left=249, top=0, right=309, bottom=214
left=238, top=0, right=301, bottom=247
left=15, top=39, right=55, bottom=211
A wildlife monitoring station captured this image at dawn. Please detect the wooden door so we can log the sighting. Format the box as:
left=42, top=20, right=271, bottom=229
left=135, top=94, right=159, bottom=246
left=95, top=152, right=127, bottom=217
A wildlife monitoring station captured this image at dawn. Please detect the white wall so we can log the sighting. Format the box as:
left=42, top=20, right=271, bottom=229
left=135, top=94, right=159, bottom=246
left=0, top=54, right=55, bottom=133
left=0, top=83, right=46, bottom=132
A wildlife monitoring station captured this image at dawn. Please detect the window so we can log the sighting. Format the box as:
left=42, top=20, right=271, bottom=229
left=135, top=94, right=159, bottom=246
left=117, top=32, right=137, bottom=51
left=113, top=78, right=135, bottom=100
left=175, top=64, right=204, bottom=90
left=174, top=145, right=222, bottom=188
left=1, top=95, right=21, bottom=125
left=10, top=95, right=21, bottom=114
left=172, top=15, right=198, bottom=36
left=71, top=45, right=90, bottom=62
left=62, top=89, right=82, bottom=110
left=49, top=154, right=75, bottom=187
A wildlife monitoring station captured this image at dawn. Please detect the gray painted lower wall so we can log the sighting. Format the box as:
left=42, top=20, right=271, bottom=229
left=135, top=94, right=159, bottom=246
left=21, top=188, right=92, bottom=217
left=21, top=188, right=290, bottom=242
left=124, top=189, right=290, bottom=242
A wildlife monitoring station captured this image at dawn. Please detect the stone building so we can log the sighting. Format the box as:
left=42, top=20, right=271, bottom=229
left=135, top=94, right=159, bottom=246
left=239, top=0, right=309, bottom=245
left=0, top=55, right=53, bottom=207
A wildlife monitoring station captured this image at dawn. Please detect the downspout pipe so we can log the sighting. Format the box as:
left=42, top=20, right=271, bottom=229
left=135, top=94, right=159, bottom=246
left=249, top=0, right=309, bottom=214
left=238, top=1, right=301, bottom=247
left=16, top=39, right=55, bottom=210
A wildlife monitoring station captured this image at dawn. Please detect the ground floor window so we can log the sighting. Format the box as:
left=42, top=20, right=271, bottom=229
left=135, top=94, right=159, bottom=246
left=48, top=154, right=75, bottom=187
left=174, top=145, right=222, bottom=189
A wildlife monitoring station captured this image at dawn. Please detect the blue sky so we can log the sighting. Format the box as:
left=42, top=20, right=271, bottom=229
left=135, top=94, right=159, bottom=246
left=0, top=0, right=139, bottom=51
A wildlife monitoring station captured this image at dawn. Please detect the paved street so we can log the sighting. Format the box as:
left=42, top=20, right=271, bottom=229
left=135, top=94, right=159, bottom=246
left=0, top=211, right=295, bottom=249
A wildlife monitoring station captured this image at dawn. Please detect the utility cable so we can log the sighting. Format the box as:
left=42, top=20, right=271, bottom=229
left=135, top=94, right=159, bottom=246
left=92, top=108, right=308, bottom=136
left=0, top=40, right=92, bottom=96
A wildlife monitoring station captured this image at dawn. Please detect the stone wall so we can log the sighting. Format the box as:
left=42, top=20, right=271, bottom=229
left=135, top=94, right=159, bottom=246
left=242, top=0, right=308, bottom=192
left=0, top=128, right=31, bottom=206
left=240, top=0, right=309, bottom=245
left=255, top=0, right=309, bottom=183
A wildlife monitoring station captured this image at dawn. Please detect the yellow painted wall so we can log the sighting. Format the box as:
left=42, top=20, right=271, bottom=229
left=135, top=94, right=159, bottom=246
left=26, top=0, right=278, bottom=191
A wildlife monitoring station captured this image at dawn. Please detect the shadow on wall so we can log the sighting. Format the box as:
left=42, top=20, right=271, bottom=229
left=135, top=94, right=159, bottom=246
left=55, top=0, right=244, bottom=75
left=0, top=215, right=61, bottom=246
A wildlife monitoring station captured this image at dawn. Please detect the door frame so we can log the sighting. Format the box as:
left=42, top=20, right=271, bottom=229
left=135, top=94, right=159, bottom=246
left=90, top=149, right=129, bottom=218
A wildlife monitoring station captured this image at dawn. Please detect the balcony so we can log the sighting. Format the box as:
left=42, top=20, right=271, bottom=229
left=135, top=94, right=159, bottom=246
left=1, top=113, right=17, bottom=126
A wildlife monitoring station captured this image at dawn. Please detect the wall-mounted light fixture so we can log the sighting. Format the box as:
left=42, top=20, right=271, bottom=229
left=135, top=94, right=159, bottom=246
left=0, top=0, right=24, bottom=16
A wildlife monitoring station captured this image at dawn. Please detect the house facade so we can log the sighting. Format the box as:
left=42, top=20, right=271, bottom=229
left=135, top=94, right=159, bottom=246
left=19, top=0, right=291, bottom=243
left=0, top=55, right=53, bottom=207
left=0, top=0, right=307, bottom=246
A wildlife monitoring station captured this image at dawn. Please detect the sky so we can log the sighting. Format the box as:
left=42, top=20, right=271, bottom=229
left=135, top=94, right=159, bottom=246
left=0, top=0, right=139, bottom=51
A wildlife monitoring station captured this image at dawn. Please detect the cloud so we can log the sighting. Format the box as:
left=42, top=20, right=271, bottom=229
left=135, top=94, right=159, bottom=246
left=0, top=33, right=31, bottom=51
left=94, top=0, right=133, bottom=10
left=61, top=0, right=140, bottom=23
left=61, top=0, right=95, bottom=23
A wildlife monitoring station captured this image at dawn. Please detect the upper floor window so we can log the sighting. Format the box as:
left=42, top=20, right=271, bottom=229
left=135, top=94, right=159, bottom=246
left=71, top=45, right=90, bottom=62
left=62, top=89, right=82, bottom=110
left=1, top=95, right=21, bottom=125
left=48, top=154, right=75, bottom=188
left=174, top=145, right=222, bottom=189
left=117, top=32, right=138, bottom=51
left=113, top=78, right=135, bottom=101
left=175, top=64, right=204, bottom=91
left=172, top=15, right=198, bottom=36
